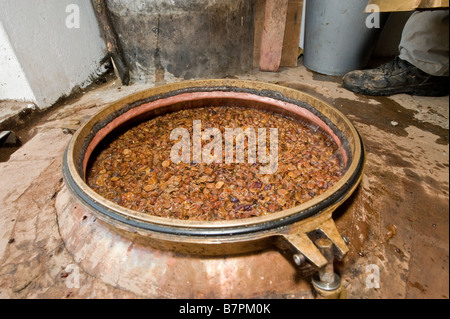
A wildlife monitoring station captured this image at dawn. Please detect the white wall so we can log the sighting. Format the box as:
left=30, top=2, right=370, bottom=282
left=0, top=22, right=36, bottom=102
left=0, top=0, right=107, bottom=109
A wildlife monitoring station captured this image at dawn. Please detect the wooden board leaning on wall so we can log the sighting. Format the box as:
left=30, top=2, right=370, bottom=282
left=367, top=0, right=449, bottom=12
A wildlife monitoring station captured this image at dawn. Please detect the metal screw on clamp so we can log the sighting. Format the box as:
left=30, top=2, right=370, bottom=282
left=293, top=253, right=306, bottom=266
left=311, top=238, right=342, bottom=292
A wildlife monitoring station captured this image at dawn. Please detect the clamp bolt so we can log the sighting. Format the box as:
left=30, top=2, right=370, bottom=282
left=293, top=253, right=306, bottom=266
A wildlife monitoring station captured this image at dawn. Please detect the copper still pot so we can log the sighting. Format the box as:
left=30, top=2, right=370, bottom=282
left=60, top=79, right=365, bottom=298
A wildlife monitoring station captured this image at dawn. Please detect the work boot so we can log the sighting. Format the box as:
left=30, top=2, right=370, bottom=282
left=342, top=57, right=449, bottom=97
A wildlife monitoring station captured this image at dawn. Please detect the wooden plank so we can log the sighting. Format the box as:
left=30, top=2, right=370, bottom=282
left=280, top=0, right=303, bottom=67
left=258, top=0, right=289, bottom=71
left=91, top=0, right=130, bottom=85
left=253, top=0, right=265, bottom=68
left=254, top=0, right=304, bottom=69
left=367, top=0, right=449, bottom=12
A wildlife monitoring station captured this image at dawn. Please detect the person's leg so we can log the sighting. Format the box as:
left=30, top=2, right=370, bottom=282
left=342, top=10, right=449, bottom=96
left=400, top=10, right=449, bottom=76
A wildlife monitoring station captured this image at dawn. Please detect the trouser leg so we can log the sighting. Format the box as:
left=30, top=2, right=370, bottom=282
left=399, top=10, right=449, bottom=76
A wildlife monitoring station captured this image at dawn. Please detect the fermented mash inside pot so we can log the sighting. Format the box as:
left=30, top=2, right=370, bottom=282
left=86, top=106, right=345, bottom=221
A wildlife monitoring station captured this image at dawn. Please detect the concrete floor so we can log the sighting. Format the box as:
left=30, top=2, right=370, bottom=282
left=0, top=62, right=448, bottom=299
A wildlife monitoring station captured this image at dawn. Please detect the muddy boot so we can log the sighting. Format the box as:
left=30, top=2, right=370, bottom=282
left=342, top=57, right=449, bottom=97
